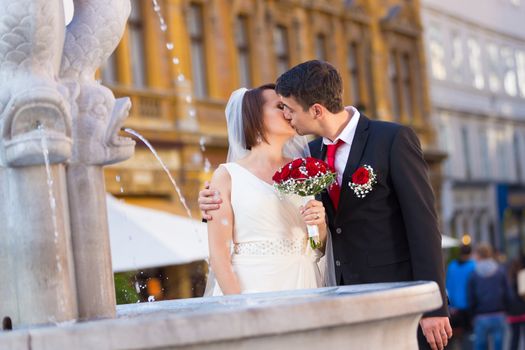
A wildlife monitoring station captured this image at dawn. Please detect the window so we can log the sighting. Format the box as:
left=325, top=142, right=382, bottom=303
left=400, top=54, right=414, bottom=121
left=428, top=24, right=446, bottom=80
left=502, top=47, right=518, bottom=97
left=467, top=38, right=484, bottom=90
left=188, top=3, right=208, bottom=98
left=348, top=42, right=361, bottom=105
left=461, top=126, right=471, bottom=179
left=479, top=127, right=490, bottom=177
left=235, top=15, right=251, bottom=87
left=274, top=26, right=290, bottom=76
left=315, top=34, right=327, bottom=61
left=129, top=0, right=147, bottom=87
left=516, top=50, right=525, bottom=97
left=514, top=131, right=522, bottom=181
left=388, top=51, right=401, bottom=120
left=487, top=43, right=501, bottom=93
left=451, top=32, right=464, bottom=83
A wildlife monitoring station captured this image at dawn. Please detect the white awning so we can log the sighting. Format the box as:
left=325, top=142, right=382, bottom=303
left=106, top=195, right=208, bottom=272
left=442, top=235, right=460, bottom=249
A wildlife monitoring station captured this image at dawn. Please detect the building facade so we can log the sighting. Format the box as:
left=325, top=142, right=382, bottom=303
left=421, top=0, right=525, bottom=257
left=102, top=0, right=442, bottom=210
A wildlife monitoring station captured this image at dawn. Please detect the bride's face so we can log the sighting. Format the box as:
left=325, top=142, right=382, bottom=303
left=261, top=89, right=296, bottom=139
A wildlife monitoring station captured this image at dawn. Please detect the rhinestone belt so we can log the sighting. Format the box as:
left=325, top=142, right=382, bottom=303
left=233, top=238, right=307, bottom=256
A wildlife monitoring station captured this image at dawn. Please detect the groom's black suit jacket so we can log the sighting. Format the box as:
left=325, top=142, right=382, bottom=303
left=309, top=115, right=448, bottom=317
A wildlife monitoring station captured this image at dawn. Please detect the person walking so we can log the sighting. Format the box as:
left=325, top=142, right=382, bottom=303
left=446, top=244, right=476, bottom=349
left=467, top=243, right=511, bottom=350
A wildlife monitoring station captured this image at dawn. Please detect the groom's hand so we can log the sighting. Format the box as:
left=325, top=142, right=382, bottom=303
left=420, top=316, right=452, bottom=350
left=198, top=181, right=223, bottom=221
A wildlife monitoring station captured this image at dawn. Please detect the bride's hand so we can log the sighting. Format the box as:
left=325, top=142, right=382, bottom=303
left=300, top=199, right=326, bottom=227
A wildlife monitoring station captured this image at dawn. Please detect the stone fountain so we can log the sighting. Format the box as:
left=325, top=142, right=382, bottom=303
left=0, top=0, right=134, bottom=327
left=0, top=1, right=444, bottom=349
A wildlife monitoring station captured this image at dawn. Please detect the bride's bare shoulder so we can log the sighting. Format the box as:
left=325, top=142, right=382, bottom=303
left=210, top=165, right=231, bottom=188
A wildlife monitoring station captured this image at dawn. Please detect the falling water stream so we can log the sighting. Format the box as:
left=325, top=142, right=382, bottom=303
left=38, top=124, right=66, bottom=314
left=123, top=128, right=193, bottom=219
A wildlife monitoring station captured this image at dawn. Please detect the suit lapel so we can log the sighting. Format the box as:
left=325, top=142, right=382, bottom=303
left=337, top=115, right=370, bottom=219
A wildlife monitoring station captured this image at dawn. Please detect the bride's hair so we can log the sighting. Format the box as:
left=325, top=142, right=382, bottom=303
left=241, top=83, right=276, bottom=150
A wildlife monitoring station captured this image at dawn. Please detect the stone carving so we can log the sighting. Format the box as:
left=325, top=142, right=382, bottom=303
left=0, top=0, right=134, bottom=326
left=0, top=0, right=72, bottom=167
left=60, top=0, right=134, bottom=321
left=61, top=0, right=135, bottom=165
left=0, top=0, right=77, bottom=328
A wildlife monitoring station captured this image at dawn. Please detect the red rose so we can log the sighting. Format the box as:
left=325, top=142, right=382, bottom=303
left=291, top=168, right=307, bottom=179
left=272, top=170, right=282, bottom=183
left=351, top=167, right=370, bottom=185
left=305, top=162, right=318, bottom=177
left=280, top=164, right=291, bottom=180
left=291, top=158, right=303, bottom=169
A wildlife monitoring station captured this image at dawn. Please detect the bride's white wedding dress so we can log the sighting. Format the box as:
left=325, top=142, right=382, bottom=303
left=209, top=162, right=324, bottom=295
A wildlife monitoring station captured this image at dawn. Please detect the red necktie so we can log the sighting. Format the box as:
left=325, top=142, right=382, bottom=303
left=326, top=139, right=344, bottom=210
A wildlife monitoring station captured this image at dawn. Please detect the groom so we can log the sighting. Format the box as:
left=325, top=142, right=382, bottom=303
left=199, top=60, right=451, bottom=350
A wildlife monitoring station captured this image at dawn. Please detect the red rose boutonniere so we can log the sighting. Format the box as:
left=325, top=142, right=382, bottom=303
left=348, top=165, right=377, bottom=198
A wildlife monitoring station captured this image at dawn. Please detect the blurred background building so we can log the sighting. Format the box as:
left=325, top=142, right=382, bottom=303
left=87, top=0, right=450, bottom=300
left=421, top=0, right=525, bottom=259
left=101, top=0, right=444, bottom=212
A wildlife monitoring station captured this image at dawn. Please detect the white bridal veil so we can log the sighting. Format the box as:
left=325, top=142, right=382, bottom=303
left=204, top=88, right=336, bottom=296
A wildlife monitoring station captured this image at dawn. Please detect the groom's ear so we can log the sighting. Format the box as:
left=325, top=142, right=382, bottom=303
left=311, top=104, right=324, bottom=120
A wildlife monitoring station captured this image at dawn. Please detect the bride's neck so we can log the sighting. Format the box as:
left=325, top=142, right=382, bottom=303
left=247, top=140, right=287, bottom=166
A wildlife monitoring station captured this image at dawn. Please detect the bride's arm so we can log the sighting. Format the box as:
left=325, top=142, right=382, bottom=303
left=207, top=166, right=241, bottom=294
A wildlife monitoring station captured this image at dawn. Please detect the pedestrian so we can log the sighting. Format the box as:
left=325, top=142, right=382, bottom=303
left=467, top=243, right=511, bottom=350
left=446, top=244, right=476, bottom=349
left=507, top=256, right=525, bottom=350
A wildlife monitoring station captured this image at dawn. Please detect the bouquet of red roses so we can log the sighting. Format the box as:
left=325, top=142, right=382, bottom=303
left=272, top=157, right=336, bottom=248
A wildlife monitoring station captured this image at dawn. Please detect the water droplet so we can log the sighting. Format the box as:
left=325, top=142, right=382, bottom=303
left=221, top=219, right=229, bottom=226
left=153, top=5, right=161, bottom=12
left=189, top=108, right=196, bottom=118
left=172, top=57, right=180, bottom=65
left=116, top=175, right=121, bottom=182
left=199, top=137, right=206, bottom=151
left=204, top=158, right=211, bottom=173
left=192, top=153, right=203, bottom=165
left=185, top=95, right=192, bottom=103
left=166, top=42, right=174, bottom=50
left=160, top=23, right=168, bottom=32
left=148, top=296, right=155, bottom=302
left=177, top=74, right=185, bottom=82
left=120, top=186, right=124, bottom=193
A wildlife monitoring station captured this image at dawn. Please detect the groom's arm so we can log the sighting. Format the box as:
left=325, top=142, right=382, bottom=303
left=389, top=126, right=448, bottom=318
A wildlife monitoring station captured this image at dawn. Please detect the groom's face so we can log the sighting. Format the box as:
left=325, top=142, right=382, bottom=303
left=279, top=95, right=315, bottom=136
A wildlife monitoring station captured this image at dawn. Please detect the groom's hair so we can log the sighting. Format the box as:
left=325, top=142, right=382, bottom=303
left=276, top=60, right=344, bottom=113
left=242, top=83, right=275, bottom=150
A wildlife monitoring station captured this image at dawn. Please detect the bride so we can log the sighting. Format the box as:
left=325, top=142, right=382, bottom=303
left=205, top=84, right=334, bottom=295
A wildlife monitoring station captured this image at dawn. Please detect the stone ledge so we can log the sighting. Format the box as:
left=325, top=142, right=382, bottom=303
left=0, top=281, right=441, bottom=350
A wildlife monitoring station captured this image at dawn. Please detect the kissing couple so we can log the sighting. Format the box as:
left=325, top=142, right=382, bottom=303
left=199, top=60, right=452, bottom=350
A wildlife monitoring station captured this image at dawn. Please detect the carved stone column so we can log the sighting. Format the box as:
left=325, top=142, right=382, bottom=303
left=0, top=0, right=77, bottom=327
left=60, top=0, right=135, bottom=320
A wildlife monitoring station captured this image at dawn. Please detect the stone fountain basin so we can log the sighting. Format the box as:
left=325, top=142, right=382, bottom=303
left=1, top=281, right=441, bottom=350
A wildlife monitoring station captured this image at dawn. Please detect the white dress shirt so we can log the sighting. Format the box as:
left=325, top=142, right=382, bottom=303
left=322, top=106, right=360, bottom=186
